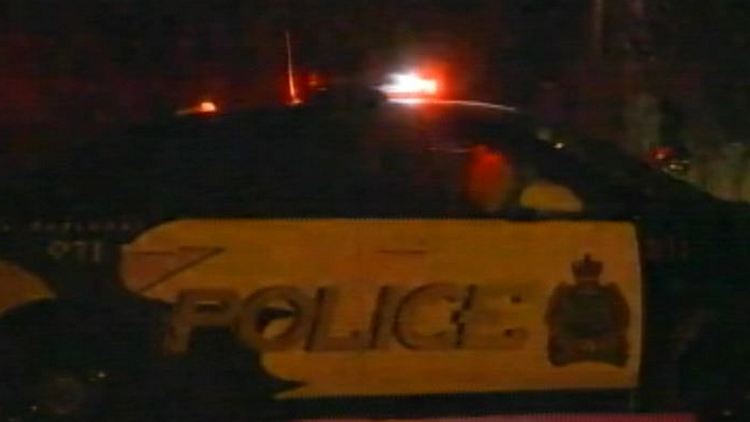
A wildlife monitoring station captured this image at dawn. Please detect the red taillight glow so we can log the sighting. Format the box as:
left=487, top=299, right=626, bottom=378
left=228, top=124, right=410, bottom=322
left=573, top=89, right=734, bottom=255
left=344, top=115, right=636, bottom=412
left=379, top=72, right=439, bottom=97
left=649, top=146, right=675, bottom=162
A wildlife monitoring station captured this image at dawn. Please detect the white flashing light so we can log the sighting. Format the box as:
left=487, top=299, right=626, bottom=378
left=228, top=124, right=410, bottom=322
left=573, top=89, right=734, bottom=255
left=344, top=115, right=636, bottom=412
left=379, top=72, right=438, bottom=96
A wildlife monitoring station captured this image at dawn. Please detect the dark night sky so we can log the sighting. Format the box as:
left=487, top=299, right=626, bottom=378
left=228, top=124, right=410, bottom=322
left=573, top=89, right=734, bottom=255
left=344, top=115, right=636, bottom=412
left=0, top=0, right=581, bottom=122
left=0, top=1, right=590, bottom=140
left=2, top=0, right=748, bottom=148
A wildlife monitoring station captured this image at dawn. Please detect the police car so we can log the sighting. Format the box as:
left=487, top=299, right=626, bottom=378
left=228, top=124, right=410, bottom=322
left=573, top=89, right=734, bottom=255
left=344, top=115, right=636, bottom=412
left=0, top=77, right=748, bottom=422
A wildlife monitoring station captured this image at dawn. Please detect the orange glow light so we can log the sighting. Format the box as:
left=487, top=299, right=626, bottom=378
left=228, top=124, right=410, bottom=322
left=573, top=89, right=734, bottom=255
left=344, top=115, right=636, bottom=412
left=175, top=100, right=219, bottom=116
left=308, top=72, right=322, bottom=88
left=198, top=101, right=217, bottom=113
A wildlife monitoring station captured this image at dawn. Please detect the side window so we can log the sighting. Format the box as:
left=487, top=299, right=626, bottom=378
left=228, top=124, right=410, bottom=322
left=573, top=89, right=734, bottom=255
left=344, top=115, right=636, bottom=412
left=151, top=110, right=377, bottom=217
left=361, top=108, right=457, bottom=214
left=150, top=121, right=247, bottom=216
left=46, top=137, right=156, bottom=215
left=251, top=108, right=374, bottom=215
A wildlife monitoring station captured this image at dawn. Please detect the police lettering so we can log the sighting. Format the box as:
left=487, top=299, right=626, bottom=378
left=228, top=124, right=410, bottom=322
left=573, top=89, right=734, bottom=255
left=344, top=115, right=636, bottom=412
left=164, top=283, right=527, bottom=354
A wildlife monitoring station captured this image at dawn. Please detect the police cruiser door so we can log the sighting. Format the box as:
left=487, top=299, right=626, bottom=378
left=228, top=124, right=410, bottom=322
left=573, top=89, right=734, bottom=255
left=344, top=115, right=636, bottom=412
left=120, top=103, right=643, bottom=401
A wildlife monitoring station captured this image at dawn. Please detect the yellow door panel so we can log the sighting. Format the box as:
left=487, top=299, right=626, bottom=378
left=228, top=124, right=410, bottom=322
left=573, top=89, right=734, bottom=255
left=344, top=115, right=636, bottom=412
left=121, top=219, right=642, bottom=399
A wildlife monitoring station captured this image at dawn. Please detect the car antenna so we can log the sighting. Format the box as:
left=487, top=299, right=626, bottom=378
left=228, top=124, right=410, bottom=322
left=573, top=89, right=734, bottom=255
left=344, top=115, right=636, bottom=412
left=285, top=30, right=302, bottom=105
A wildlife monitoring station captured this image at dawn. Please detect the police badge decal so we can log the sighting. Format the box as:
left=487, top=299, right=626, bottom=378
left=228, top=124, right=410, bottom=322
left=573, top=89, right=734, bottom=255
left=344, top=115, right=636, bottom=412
left=545, top=254, right=630, bottom=367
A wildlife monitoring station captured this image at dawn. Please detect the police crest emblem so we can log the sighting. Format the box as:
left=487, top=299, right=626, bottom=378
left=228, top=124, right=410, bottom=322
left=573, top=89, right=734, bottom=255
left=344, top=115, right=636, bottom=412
left=545, top=254, right=630, bottom=367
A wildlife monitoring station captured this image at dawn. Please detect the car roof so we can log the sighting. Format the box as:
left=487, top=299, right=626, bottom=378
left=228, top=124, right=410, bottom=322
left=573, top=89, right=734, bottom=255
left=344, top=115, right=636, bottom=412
left=145, top=98, right=719, bottom=206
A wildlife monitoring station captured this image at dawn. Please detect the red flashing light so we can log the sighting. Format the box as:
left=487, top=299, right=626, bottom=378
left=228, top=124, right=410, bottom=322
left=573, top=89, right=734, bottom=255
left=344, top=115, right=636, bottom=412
left=465, top=145, right=515, bottom=213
